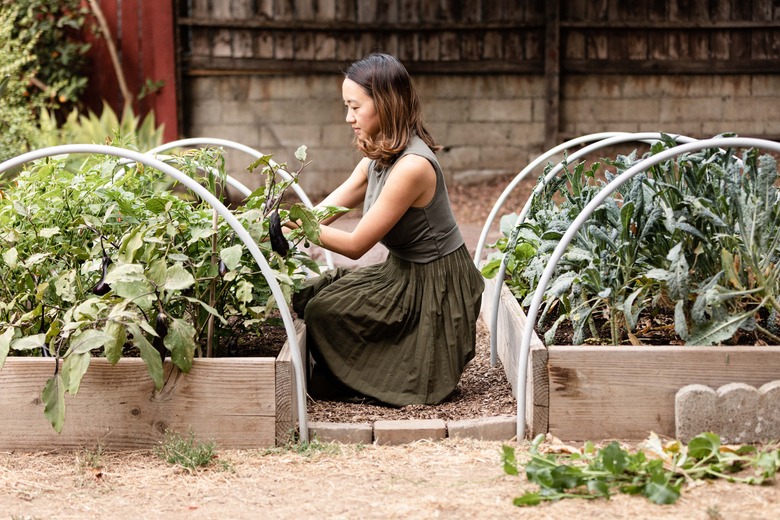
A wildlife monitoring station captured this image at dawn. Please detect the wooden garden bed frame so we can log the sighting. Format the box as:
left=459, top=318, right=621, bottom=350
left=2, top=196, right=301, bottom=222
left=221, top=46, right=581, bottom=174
left=482, top=276, right=780, bottom=440
left=0, top=322, right=305, bottom=451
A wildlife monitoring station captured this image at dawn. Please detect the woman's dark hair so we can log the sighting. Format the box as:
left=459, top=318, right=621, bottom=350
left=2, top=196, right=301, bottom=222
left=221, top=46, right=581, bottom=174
left=345, top=53, right=439, bottom=167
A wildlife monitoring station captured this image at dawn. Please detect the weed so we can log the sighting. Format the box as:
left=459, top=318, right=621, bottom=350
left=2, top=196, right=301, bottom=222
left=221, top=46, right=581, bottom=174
left=262, top=435, right=343, bottom=458
left=154, top=428, right=229, bottom=472
left=77, top=443, right=104, bottom=472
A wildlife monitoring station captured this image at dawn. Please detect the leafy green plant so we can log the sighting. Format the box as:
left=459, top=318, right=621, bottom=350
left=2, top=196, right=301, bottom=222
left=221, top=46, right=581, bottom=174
left=0, top=2, right=92, bottom=161
left=483, top=137, right=780, bottom=346
left=503, top=432, right=780, bottom=506
left=36, top=101, right=165, bottom=153
left=154, top=428, right=228, bottom=472
left=0, top=145, right=345, bottom=432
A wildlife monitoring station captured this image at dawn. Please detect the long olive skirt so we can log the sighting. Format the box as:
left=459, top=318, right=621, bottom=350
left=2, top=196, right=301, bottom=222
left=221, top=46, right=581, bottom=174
left=292, top=244, right=485, bottom=407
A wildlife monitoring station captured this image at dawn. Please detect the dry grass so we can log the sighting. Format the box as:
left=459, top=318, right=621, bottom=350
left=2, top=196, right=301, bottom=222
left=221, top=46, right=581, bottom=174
left=1, top=438, right=778, bottom=519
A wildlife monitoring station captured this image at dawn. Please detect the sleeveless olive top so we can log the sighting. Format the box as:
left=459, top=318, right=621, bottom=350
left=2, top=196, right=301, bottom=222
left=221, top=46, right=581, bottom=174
left=363, top=136, right=464, bottom=263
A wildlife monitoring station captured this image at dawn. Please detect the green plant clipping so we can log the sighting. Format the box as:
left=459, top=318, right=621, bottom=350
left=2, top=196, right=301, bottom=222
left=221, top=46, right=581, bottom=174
left=504, top=432, right=780, bottom=507
left=483, top=136, right=780, bottom=347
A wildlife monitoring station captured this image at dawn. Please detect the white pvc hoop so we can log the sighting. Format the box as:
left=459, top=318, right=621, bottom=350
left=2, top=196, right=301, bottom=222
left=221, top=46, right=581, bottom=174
left=514, top=136, right=780, bottom=440
left=0, top=144, right=310, bottom=442
left=489, top=132, right=697, bottom=366
left=473, top=131, right=635, bottom=266
left=147, top=137, right=335, bottom=270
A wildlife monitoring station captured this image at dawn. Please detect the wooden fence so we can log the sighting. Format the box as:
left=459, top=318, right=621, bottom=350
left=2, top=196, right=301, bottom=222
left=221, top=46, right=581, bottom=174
left=176, top=0, right=780, bottom=147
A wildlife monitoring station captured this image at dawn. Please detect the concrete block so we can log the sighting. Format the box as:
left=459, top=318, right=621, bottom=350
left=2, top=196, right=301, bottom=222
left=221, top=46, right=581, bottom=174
left=447, top=415, right=517, bottom=441
left=675, top=384, right=718, bottom=443
left=717, top=382, right=759, bottom=444
left=676, top=381, right=780, bottom=444
left=308, top=421, right=373, bottom=445
left=373, top=419, right=446, bottom=445
left=758, top=380, right=780, bottom=440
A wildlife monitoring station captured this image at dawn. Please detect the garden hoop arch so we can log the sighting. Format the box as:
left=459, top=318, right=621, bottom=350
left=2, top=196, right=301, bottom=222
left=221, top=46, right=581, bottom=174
left=487, top=132, right=698, bottom=365
left=146, top=137, right=335, bottom=269
left=0, top=144, right=310, bottom=442
left=513, top=136, right=780, bottom=440
left=473, top=131, right=637, bottom=266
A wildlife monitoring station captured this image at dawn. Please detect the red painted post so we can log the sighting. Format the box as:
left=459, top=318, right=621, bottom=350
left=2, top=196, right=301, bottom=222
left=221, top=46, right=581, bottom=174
left=83, top=0, right=179, bottom=142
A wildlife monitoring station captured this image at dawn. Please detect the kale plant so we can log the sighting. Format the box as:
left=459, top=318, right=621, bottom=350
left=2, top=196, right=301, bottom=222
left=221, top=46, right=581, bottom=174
left=483, top=137, right=780, bottom=346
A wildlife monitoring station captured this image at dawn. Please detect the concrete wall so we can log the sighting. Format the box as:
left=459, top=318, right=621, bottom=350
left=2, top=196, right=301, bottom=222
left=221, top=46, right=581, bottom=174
left=183, top=72, right=780, bottom=200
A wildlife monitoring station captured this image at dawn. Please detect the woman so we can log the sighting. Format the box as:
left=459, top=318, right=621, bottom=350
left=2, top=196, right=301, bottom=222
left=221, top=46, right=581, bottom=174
left=292, top=53, right=484, bottom=406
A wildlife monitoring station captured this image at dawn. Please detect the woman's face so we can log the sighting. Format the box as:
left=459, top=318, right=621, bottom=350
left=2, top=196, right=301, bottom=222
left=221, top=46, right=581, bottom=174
left=342, top=78, right=380, bottom=140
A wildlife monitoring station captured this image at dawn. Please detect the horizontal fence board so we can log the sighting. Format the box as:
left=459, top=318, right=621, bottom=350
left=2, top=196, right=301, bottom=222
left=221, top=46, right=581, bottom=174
left=177, top=1, right=780, bottom=75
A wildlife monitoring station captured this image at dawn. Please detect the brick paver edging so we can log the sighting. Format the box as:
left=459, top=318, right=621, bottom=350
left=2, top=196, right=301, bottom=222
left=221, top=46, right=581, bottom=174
left=308, top=415, right=517, bottom=445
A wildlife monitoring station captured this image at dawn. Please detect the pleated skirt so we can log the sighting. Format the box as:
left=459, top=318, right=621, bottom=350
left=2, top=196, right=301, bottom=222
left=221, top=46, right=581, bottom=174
left=292, top=244, right=485, bottom=406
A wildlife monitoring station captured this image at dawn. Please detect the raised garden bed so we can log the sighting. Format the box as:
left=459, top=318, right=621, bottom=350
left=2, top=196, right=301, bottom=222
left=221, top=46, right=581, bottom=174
left=0, top=321, right=305, bottom=451
left=483, top=276, right=780, bottom=440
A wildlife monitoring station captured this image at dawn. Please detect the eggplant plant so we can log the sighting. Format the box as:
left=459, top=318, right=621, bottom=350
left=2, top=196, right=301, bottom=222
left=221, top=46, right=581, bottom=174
left=0, top=145, right=345, bottom=432
left=482, top=136, right=780, bottom=346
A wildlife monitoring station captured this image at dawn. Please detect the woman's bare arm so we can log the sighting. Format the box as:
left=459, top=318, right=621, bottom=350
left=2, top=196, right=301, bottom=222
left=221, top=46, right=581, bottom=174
left=317, top=154, right=435, bottom=259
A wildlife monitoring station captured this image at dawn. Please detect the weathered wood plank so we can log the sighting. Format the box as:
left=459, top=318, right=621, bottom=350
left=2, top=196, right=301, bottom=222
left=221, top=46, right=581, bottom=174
left=482, top=276, right=548, bottom=438
left=547, top=345, right=780, bottom=440
left=275, top=320, right=306, bottom=444
left=0, top=357, right=278, bottom=451
left=563, top=58, right=780, bottom=74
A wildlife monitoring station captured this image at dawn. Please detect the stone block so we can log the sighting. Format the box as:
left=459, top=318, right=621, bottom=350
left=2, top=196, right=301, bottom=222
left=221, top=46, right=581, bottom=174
left=717, top=382, right=759, bottom=444
left=676, top=381, right=780, bottom=444
left=308, top=421, right=373, bottom=445
left=447, top=415, right=516, bottom=441
left=675, top=384, right=718, bottom=443
left=373, top=419, right=446, bottom=445
left=758, top=380, right=780, bottom=440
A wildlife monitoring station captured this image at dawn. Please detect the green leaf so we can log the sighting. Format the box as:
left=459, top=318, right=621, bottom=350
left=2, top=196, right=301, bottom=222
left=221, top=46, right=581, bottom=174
left=513, top=492, right=543, bottom=506
left=687, top=432, right=721, bottom=460
left=687, top=311, right=753, bottom=346
left=187, top=226, right=216, bottom=245
left=39, top=227, right=60, bottom=238
left=127, top=324, right=163, bottom=390
left=183, top=296, right=227, bottom=325
left=104, top=262, right=146, bottom=284
left=11, top=334, right=46, bottom=351
left=289, top=205, right=321, bottom=243
left=147, top=258, right=168, bottom=287
left=501, top=445, right=518, bottom=476
left=2, top=247, right=18, bottom=268
left=220, top=244, right=243, bottom=271
left=61, top=352, right=91, bottom=395
left=0, top=326, right=14, bottom=369
left=65, top=329, right=111, bottom=356
left=42, top=374, right=66, bottom=433
left=236, top=279, right=254, bottom=303
left=104, top=320, right=127, bottom=364
left=602, top=442, right=628, bottom=475
left=294, top=145, right=307, bottom=162
left=164, top=262, right=195, bottom=292
left=119, top=227, right=145, bottom=263
left=165, top=318, right=196, bottom=373
left=643, top=478, right=680, bottom=505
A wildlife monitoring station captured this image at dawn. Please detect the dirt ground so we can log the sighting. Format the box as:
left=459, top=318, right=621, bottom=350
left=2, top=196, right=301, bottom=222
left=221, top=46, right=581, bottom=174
left=2, top=438, right=779, bottom=519
left=4, top=175, right=779, bottom=519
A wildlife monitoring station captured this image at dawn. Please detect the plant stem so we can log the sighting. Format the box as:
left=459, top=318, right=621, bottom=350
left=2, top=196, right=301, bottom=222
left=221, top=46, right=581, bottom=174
left=206, top=209, right=218, bottom=357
